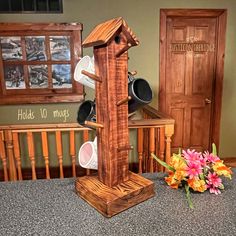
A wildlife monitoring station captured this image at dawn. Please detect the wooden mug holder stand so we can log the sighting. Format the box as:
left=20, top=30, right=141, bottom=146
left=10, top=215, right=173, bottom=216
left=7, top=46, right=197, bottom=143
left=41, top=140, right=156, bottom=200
left=75, top=17, right=155, bottom=217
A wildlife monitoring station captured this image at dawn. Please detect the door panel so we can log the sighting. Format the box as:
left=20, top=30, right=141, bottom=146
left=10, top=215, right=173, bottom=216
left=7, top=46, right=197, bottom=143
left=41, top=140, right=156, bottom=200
left=165, top=17, right=216, bottom=152
left=160, top=9, right=227, bottom=153
left=190, top=108, right=205, bottom=147
left=171, top=108, right=184, bottom=147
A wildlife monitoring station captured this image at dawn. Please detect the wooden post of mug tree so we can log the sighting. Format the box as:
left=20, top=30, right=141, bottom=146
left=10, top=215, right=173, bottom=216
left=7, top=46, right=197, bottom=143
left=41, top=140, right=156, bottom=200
left=75, top=17, right=155, bottom=217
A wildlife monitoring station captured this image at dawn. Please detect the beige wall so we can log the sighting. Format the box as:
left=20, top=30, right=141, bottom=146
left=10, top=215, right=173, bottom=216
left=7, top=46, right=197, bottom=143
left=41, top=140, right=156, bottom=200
left=0, top=0, right=236, bottom=157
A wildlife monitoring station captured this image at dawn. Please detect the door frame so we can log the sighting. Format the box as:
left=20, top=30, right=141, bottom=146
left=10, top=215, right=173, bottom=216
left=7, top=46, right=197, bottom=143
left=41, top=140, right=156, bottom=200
left=159, top=9, right=227, bottom=150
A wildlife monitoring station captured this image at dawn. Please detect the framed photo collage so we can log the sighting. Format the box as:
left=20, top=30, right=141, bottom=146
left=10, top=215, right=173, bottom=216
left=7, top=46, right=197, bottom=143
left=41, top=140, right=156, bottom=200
left=0, top=23, right=83, bottom=104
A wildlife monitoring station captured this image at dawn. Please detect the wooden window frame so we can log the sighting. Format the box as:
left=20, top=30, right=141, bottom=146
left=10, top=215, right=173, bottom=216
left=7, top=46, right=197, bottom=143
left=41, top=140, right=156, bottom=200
left=0, top=22, right=84, bottom=105
left=0, top=0, right=63, bottom=14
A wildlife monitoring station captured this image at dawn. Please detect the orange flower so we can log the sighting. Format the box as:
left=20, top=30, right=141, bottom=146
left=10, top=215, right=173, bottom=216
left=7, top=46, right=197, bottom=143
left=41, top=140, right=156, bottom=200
left=165, top=169, right=187, bottom=189
left=165, top=172, right=180, bottom=189
left=188, top=178, right=207, bottom=192
left=212, top=160, right=233, bottom=179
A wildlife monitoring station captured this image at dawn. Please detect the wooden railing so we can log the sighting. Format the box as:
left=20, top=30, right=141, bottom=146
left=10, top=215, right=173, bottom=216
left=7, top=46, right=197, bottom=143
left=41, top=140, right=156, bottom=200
left=0, top=106, right=174, bottom=181
left=131, top=106, right=175, bottom=173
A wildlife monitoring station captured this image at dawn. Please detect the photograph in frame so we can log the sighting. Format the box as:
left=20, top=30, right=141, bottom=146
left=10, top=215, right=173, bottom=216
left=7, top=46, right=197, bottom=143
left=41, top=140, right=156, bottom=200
left=50, top=36, right=71, bottom=61
left=52, top=64, right=72, bottom=88
left=0, top=37, right=23, bottom=61
left=28, top=65, right=48, bottom=88
left=4, top=65, right=25, bottom=89
left=25, top=36, right=47, bottom=61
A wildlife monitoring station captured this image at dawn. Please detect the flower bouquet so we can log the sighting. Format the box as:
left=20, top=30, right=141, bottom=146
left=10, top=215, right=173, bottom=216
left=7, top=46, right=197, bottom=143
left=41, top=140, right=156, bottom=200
left=152, top=144, right=233, bottom=209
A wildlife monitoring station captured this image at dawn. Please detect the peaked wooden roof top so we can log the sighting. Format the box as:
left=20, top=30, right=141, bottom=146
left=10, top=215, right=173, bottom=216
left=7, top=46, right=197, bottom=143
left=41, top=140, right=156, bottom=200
left=83, top=17, right=139, bottom=48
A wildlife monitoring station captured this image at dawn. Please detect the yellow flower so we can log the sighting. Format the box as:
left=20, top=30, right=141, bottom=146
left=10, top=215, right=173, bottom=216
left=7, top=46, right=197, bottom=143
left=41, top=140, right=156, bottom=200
left=212, top=160, right=232, bottom=179
left=188, top=178, right=207, bottom=192
left=170, top=153, right=187, bottom=171
left=175, top=169, right=187, bottom=181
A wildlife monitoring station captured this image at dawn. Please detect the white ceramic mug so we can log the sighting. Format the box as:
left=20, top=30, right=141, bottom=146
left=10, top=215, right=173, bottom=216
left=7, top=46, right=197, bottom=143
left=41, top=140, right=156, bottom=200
left=74, top=55, right=95, bottom=89
left=78, top=137, right=97, bottom=169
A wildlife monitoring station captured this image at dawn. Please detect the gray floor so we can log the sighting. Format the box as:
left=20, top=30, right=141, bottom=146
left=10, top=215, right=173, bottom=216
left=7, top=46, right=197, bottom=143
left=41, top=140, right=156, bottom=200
left=0, top=170, right=235, bottom=236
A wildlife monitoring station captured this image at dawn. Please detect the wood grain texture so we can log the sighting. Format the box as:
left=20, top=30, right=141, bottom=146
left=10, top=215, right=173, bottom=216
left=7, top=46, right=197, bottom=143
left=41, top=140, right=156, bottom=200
left=159, top=9, right=227, bottom=152
left=4, top=130, right=17, bottom=180
left=83, top=17, right=139, bottom=48
left=0, top=22, right=83, bottom=105
left=94, top=30, right=131, bottom=187
left=27, top=132, right=37, bottom=180
left=75, top=171, right=155, bottom=217
left=211, top=10, right=227, bottom=148
left=82, top=130, right=90, bottom=176
left=0, top=105, right=174, bottom=181
left=41, top=131, right=50, bottom=179
left=137, top=128, right=143, bottom=174
left=56, top=131, right=64, bottom=179
left=12, top=132, right=23, bottom=180
left=0, top=131, right=8, bottom=181
left=0, top=124, right=93, bottom=181
left=69, top=130, right=76, bottom=178
left=0, top=22, right=82, bottom=31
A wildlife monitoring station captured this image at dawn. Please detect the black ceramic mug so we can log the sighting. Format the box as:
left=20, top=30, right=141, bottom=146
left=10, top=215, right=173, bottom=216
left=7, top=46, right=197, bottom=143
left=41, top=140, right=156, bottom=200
left=77, top=100, right=96, bottom=126
left=128, top=77, right=153, bottom=113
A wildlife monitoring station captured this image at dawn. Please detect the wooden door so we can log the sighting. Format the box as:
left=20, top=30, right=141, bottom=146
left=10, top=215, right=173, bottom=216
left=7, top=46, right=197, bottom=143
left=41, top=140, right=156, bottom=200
left=160, top=9, right=227, bottom=152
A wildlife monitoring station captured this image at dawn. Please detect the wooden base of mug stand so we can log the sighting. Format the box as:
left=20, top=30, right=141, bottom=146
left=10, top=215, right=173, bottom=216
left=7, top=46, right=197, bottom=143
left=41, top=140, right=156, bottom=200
left=75, top=171, right=155, bottom=218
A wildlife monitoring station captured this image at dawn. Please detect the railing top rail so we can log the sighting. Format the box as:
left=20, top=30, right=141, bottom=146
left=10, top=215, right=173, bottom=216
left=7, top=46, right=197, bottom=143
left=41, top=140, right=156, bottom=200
left=0, top=106, right=174, bottom=131
left=0, top=123, right=85, bottom=130
left=142, top=105, right=174, bottom=120
left=128, top=119, right=174, bottom=129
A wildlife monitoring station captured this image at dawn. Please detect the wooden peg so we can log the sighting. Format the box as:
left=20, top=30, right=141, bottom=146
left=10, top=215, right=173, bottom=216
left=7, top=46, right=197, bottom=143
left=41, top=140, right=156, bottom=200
left=117, top=96, right=132, bottom=106
left=117, top=145, right=133, bottom=152
left=81, top=70, right=101, bottom=82
left=116, top=43, right=132, bottom=57
left=84, top=121, right=104, bottom=129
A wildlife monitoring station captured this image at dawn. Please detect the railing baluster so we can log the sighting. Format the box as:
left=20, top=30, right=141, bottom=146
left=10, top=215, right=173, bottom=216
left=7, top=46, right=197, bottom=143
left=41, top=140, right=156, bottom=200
left=0, top=131, right=8, bottom=181
left=137, top=128, right=143, bottom=174
left=159, top=127, right=165, bottom=172
left=55, top=131, right=64, bottom=178
left=83, top=130, right=90, bottom=175
left=41, top=131, right=50, bottom=179
left=149, top=128, right=155, bottom=173
left=143, top=128, right=148, bottom=172
left=4, top=130, right=17, bottom=181
left=70, top=130, right=76, bottom=177
left=12, top=132, right=23, bottom=180
left=27, top=132, right=37, bottom=180
left=165, top=124, right=174, bottom=169
left=154, top=128, right=159, bottom=172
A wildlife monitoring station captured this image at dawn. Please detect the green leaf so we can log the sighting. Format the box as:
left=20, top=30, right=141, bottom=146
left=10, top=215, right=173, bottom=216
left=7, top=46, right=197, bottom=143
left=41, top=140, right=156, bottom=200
left=219, top=184, right=224, bottom=190
left=212, top=143, right=217, bottom=156
left=199, top=173, right=205, bottom=180
left=173, top=153, right=186, bottom=164
left=185, top=185, right=194, bottom=209
left=151, top=153, right=175, bottom=172
left=178, top=148, right=182, bottom=155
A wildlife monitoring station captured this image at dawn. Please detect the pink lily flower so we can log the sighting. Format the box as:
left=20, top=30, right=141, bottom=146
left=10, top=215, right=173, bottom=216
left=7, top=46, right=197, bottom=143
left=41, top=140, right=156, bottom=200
left=203, top=151, right=220, bottom=163
left=182, top=149, right=202, bottom=164
left=206, top=172, right=223, bottom=195
left=209, top=187, right=221, bottom=195
left=185, top=162, right=202, bottom=179
left=206, top=172, right=222, bottom=187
